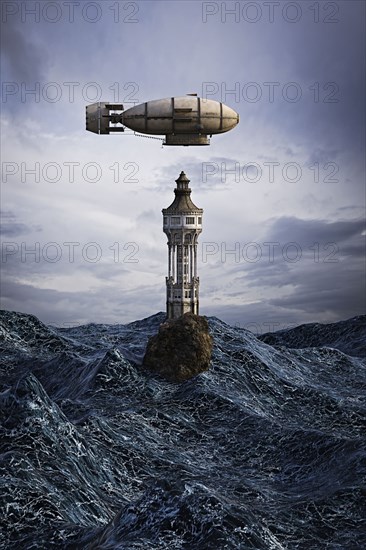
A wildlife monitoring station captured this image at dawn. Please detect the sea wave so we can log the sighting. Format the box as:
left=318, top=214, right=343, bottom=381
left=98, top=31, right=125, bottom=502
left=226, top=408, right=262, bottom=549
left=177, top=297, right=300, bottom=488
left=1, top=311, right=365, bottom=549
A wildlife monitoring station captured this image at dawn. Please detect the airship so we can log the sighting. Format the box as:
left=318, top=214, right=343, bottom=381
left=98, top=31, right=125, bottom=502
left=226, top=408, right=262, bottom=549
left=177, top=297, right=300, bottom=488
left=85, top=94, right=239, bottom=146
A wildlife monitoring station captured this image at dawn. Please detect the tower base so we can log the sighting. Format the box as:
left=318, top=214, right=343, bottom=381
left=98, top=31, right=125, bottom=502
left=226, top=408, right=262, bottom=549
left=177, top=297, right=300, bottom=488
left=167, top=300, right=199, bottom=320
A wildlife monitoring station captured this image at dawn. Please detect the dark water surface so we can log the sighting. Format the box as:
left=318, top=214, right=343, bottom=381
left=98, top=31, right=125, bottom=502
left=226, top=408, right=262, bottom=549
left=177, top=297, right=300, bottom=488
left=1, top=311, right=365, bottom=549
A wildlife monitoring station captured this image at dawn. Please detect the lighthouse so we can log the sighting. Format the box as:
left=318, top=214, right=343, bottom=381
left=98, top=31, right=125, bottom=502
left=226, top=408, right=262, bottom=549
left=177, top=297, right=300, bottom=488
left=162, top=171, right=203, bottom=319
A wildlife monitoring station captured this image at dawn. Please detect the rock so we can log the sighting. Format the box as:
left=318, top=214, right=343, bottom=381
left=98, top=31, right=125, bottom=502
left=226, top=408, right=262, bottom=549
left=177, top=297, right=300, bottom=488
left=142, top=313, right=213, bottom=382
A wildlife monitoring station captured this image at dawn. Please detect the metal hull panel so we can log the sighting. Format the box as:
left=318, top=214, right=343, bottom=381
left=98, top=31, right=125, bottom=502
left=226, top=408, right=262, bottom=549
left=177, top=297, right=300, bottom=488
left=122, top=96, right=239, bottom=136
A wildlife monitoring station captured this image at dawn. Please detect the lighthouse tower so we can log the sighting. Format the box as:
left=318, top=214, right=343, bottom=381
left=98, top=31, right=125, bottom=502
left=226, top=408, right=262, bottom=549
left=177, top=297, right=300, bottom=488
left=162, top=171, right=203, bottom=319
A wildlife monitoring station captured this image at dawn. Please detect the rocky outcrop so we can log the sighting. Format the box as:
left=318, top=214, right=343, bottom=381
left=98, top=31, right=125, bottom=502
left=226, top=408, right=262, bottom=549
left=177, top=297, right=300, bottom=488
left=142, top=313, right=213, bottom=382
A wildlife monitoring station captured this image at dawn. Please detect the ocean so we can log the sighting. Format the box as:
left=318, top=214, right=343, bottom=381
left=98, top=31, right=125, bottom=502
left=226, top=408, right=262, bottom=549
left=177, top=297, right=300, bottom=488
left=1, top=311, right=365, bottom=549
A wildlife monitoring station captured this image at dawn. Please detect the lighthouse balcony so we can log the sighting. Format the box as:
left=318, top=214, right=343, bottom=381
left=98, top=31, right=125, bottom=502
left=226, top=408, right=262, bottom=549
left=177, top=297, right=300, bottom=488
left=163, top=215, right=203, bottom=229
left=166, top=280, right=199, bottom=288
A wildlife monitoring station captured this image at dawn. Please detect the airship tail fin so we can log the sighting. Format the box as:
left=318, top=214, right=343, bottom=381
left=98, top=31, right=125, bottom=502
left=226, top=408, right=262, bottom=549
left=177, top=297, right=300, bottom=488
left=86, top=102, right=124, bottom=134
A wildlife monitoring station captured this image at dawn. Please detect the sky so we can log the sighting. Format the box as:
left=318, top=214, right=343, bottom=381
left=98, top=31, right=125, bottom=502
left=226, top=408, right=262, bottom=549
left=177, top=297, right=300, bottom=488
left=1, top=0, right=365, bottom=331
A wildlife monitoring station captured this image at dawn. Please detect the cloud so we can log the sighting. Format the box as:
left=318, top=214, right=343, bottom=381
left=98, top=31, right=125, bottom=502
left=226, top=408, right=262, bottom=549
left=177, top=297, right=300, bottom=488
left=1, top=16, right=47, bottom=83
left=0, top=278, right=164, bottom=327
left=1, top=1, right=364, bottom=328
left=0, top=210, right=42, bottom=237
left=263, top=216, right=366, bottom=249
left=201, top=215, right=365, bottom=326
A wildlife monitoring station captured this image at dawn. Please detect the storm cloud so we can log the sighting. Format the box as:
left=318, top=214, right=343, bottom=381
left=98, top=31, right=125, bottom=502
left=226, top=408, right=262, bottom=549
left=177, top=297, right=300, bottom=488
left=1, top=0, right=364, bottom=327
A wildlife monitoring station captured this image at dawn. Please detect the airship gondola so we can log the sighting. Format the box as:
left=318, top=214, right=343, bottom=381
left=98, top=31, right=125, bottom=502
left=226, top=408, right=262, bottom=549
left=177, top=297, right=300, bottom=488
left=86, top=95, right=239, bottom=146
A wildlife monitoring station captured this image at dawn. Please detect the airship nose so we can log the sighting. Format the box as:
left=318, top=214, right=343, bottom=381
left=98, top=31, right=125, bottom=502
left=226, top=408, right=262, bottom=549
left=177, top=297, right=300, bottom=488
left=219, top=104, right=239, bottom=133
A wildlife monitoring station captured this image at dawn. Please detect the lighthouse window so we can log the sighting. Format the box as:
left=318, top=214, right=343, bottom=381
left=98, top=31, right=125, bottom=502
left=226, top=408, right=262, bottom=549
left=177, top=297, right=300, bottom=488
left=171, top=217, right=181, bottom=225
left=186, top=217, right=195, bottom=225
left=198, top=217, right=202, bottom=224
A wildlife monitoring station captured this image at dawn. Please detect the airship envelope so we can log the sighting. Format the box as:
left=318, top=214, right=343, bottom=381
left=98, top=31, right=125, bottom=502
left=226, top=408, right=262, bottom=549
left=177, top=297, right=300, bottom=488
left=86, top=95, right=239, bottom=146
